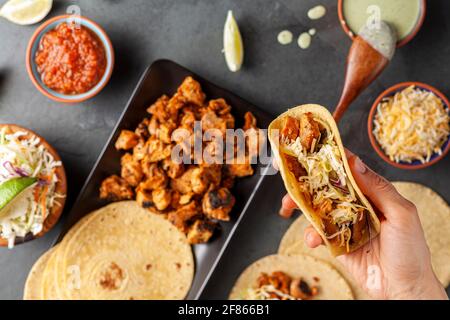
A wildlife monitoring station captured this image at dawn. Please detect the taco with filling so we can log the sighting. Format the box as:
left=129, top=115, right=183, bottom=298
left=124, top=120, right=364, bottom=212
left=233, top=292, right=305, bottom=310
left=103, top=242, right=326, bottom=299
left=268, top=104, right=380, bottom=256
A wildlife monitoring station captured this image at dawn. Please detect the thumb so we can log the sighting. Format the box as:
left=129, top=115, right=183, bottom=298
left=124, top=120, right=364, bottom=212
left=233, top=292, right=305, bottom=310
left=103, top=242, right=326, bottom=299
left=346, top=152, right=415, bottom=221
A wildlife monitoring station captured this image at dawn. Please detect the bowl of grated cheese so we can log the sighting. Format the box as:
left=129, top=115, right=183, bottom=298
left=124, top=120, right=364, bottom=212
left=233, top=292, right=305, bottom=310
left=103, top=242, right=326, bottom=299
left=368, top=82, right=450, bottom=169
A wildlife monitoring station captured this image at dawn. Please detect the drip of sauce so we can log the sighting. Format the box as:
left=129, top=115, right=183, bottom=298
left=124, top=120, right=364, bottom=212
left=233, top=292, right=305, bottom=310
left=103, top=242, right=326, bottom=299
left=342, top=0, right=421, bottom=41
left=277, top=30, right=293, bottom=45
left=298, top=32, right=312, bottom=49
left=308, top=5, right=327, bottom=20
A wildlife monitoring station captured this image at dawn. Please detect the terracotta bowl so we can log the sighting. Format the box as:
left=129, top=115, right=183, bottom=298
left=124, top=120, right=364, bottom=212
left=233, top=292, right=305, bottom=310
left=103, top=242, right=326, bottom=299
left=0, top=124, right=67, bottom=246
left=337, top=0, right=427, bottom=48
left=367, top=82, right=450, bottom=170
left=26, top=15, right=114, bottom=103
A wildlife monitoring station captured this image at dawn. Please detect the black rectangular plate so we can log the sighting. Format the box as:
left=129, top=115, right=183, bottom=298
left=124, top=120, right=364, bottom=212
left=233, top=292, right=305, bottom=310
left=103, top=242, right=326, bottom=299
left=56, top=59, right=273, bottom=299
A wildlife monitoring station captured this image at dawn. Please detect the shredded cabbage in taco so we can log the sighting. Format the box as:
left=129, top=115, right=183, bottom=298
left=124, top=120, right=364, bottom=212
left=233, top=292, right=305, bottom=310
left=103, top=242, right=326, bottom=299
left=0, top=127, right=63, bottom=248
left=279, top=113, right=368, bottom=252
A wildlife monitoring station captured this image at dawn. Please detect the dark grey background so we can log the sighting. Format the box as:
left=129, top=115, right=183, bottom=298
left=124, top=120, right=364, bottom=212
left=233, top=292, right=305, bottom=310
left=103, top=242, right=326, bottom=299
left=0, top=0, right=448, bottom=299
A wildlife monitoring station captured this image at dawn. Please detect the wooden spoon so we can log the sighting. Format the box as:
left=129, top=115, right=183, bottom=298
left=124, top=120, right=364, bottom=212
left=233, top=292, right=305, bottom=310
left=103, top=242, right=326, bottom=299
left=333, top=21, right=397, bottom=123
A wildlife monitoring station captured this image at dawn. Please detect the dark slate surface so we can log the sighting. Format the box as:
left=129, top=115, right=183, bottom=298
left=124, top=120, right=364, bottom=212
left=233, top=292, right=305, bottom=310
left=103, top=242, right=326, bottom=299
left=0, top=0, right=448, bottom=299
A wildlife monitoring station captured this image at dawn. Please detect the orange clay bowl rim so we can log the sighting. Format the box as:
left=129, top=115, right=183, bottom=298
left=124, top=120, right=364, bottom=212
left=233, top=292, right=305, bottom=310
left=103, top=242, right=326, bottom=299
left=337, top=0, right=427, bottom=48
left=0, top=124, right=67, bottom=246
left=367, top=82, right=450, bottom=170
left=26, top=14, right=114, bottom=104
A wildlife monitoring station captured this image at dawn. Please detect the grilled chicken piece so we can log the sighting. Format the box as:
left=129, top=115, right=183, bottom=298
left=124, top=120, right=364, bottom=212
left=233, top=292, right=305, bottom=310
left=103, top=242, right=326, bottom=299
left=257, top=272, right=291, bottom=296
left=284, top=154, right=306, bottom=180
left=152, top=188, right=172, bottom=211
left=281, top=116, right=300, bottom=141
left=132, top=139, right=147, bottom=161
left=179, top=110, right=196, bottom=132
left=135, top=118, right=150, bottom=139
left=120, top=153, right=143, bottom=187
left=314, top=198, right=333, bottom=218
left=201, top=110, right=227, bottom=134
left=243, top=111, right=257, bottom=130
left=147, top=95, right=176, bottom=123
left=135, top=186, right=154, bottom=208
left=187, top=219, right=216, bottom=244
left=207, top=98, right=231, bottom=115
left=190, top=165, right=222, bottom=194
left=177, top=76, right=205, bottom=106
left=99, top=175, right=134, bottom=201
left=157, top=122, right=176, bottom=144
left=202, top=188, right=235, bottom=221
left=162, top=158, right=185, bottom=179
left=139, top=163, right=168, bottom=190
left=221, top=167, right=235, bottom=189
left=170, top=168, right=195, bottom=194
left=115, top=130, right=140, bottom=150
left=168, top=201, right=201, bottom=233
left=148, top=116, right=159, bottom=136
left=299, top=112, right=320, bottom=151
left=226, top=161, right=254, bottom=177
left=290, top=278, right=318, bottom=300
left=145, top=137, right=172, bottom=162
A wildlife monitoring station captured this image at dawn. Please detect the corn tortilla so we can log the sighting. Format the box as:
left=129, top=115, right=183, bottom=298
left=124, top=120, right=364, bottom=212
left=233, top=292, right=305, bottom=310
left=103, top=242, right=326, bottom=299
left=268, top=104, right=380, bottom=256
left=229, top=254, right=354, bottom=300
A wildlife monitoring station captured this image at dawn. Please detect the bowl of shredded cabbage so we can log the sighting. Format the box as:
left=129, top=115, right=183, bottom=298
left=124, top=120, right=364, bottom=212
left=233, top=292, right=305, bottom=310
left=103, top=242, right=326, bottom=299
left=368, top=82, right=450, bottom=169
left=0, top=124, right=66, bottom=248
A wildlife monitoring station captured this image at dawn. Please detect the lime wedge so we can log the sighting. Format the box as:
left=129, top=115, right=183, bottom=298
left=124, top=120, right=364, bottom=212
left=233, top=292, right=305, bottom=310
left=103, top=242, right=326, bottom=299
left=0, top=0, right=52, bottom=25
left=223, top=10, right=244, bottom=72
left=0, top=177, right=37, bottom=211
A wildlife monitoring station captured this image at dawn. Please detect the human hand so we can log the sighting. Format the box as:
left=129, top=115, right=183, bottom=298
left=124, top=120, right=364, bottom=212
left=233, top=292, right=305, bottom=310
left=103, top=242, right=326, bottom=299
left=278, top=150, right=448, bottom=300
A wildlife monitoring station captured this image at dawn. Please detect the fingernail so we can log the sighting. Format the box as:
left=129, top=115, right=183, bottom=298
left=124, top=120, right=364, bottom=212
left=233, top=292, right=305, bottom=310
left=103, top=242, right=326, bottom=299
left=306, top=231, right=315, bottom=244
left=355, top=157, right=367, bottom=173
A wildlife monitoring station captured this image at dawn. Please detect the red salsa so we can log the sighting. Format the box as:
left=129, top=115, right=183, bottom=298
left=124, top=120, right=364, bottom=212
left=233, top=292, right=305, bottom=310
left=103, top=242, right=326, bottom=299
left=35, top=22, right=107, bottom=95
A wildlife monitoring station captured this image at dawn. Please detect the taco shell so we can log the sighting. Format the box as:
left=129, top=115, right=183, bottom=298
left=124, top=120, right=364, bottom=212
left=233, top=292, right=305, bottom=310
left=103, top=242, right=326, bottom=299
left=268, top=104, right=380, bottom=256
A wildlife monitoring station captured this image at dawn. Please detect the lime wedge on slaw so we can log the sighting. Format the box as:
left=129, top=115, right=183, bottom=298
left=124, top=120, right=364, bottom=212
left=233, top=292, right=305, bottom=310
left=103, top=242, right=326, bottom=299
left=0, top=0, right=52, bottom=25
left=0, top=177, right=37, bottom=211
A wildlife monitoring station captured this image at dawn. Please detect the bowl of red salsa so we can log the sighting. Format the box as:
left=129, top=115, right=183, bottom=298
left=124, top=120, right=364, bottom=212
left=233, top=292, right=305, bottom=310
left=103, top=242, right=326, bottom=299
left=26, top=15, right=114, bottom=103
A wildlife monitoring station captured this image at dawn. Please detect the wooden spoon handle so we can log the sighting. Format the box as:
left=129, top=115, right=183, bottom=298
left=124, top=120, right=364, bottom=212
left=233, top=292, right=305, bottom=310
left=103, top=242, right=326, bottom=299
left=333, top=36, right=389, bottom=123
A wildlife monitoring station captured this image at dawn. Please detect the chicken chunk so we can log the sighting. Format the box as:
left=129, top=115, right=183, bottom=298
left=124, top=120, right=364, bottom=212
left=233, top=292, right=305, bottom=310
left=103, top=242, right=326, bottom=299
left=201, top=110, right=227, bottom=134
left=280, top=116, right=299, bottom=142
left=191, top=165, right=221, bottom=194
left=139, top=163, right=168, bottom=190
left=147, top=95, right=177, bottom=123
left=207, top=98, right=231, bottom=115
left=135, top=186, right=154, bottom=208
left=167, top=201, right=201, bottom=233
left=290, top=278, right=318, bottom=300
left=187, top=219, right=216, bottom=244
left=177, top=76, right=205, bottom=106
left=135, top=118, right=150, bottom=139
left=99, top=175, right=134, bottom=201
left=132, top=139, right=147, bottom=161
left=202, top=188, right=235, bottom=221
left=179, top=110, right=196, bottom=131
left=115, top=130, right=139, bottom=150
left=221, top=167, right=235, bottom=189
left=284, top=154, right=306, bottom=180
left=161, top=158, right=185, bottom=179
left=152, top=189, right=172, bottom=211
left=120, top=153, right=143, bottom=187
left=145, top=138, right=172, bottom=162
left=299, top=112, right=320, bottom=151
left=226, top=161, right=254, bottom=177
left=170, top=168, right=195, bottom=194
left=257, top=272, right=291, bottom=296
left=243, top=111, right=257, bottom=131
